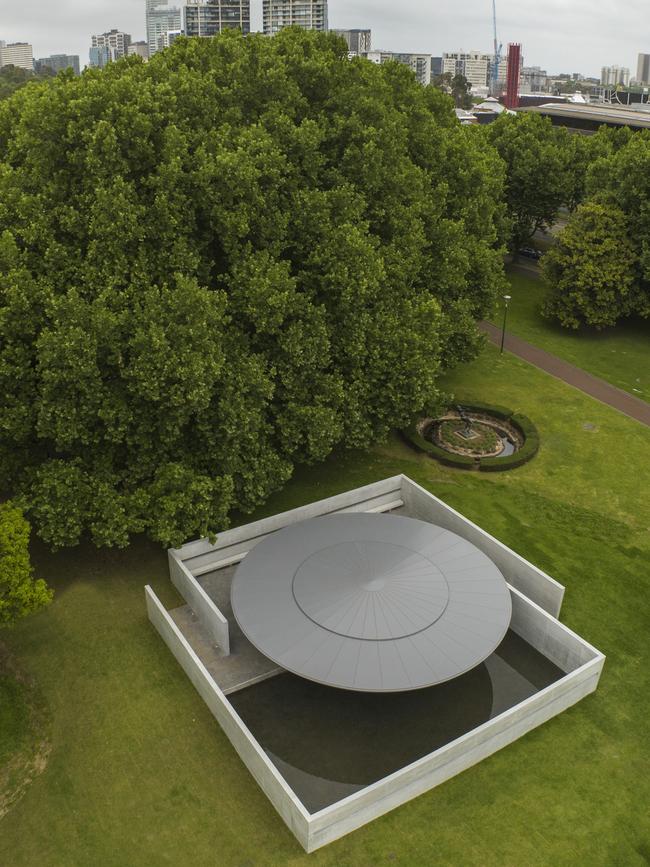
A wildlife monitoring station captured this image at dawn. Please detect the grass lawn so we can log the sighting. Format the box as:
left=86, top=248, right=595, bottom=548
left=1, top=344, right=649, bottom=866
left=491, top=268, right=650, bottom=402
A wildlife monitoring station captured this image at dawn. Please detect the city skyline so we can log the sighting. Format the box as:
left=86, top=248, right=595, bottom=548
left=1, top=0, right=649, bottom=77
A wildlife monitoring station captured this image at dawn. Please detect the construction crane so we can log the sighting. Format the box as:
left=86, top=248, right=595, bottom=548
left=491, top=0, right=502, bottom=94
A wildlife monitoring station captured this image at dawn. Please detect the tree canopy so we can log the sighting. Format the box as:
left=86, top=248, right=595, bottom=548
left=0, top=30, right=506, bottom=548
left=543, top=129, right=650, bottom=328
left=432, top=72, right=473, bottom=110
left=542, top=202, right=637, bottom=329
left=485, top=113, right=574, bottom=251
left=0, top=502, right=52, bottom=625
left=0, top=65, right=55, bottom=101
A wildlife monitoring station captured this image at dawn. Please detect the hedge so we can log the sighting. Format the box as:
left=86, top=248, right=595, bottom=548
left=403, top=405, right=539, bottom=472
left=479, top=413, right=540, bottom=472
left=401, top=426, right=477, bottom=469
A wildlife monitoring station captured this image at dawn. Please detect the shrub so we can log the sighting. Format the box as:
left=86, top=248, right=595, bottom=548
left=403, top=405, right=539, bottom=472
left=401, top=425, right=477, bottom=469
left=0, top=502, right=52, bottom=625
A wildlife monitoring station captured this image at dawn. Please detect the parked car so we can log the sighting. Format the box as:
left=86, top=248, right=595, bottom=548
left=518, top=246, right=543, bottom=260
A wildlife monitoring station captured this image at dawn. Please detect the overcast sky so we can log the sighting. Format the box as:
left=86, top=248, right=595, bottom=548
left=1, top=0, right=647, bottom=78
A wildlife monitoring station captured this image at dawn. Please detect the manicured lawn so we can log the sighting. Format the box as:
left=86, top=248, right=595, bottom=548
left=491, top=268, right=650, bottom=401
left=1, top=344, right=649, bottom=866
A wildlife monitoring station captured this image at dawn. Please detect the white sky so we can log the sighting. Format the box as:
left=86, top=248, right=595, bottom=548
left=1, top=0, right=647, bottom=78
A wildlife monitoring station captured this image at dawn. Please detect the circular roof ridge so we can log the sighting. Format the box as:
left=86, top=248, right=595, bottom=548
left=231, top=513, right=512, bottom=693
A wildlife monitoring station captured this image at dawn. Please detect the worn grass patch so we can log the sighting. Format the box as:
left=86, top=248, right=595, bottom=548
left=0, top=645, right=51, bottom=819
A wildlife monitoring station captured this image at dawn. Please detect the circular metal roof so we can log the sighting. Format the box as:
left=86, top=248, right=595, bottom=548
left=231, top=514, right=512, bottom=692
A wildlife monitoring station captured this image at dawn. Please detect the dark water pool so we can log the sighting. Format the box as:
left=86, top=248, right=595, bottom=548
left=228, top=631, right=564, bottom=813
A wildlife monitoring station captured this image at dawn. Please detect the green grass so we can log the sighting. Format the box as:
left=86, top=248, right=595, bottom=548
left=1, top=344, right=649, bottom=866
left=0, top=677, right=29, bottom=770
left=491, top=268, right=650, bottom=401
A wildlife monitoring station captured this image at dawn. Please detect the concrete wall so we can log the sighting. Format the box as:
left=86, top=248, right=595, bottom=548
left=145, top=585, right=310, bottom=848
left=175, top=476, right=404, bottom=576
left=168, top=552, right=230, bottom=655
left=305, top=655, right=602, bottom=851
left=153, top=475, right=604, bottom=853
left=509, top=586, right=600, bottom=673
left=400, top=476, right=565, bottom=617
left=303, top=586, right=604, bottom=852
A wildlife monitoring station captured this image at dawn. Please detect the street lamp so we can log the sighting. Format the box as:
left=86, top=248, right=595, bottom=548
left=500, top=294, right=512, bottom=354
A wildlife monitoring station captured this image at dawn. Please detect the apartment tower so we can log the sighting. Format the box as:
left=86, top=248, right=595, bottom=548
left=146, top=0, right=182, bottom=56
left=183, top=1, right=251, bottom=37
left=263, top=1, right=328, bottom=35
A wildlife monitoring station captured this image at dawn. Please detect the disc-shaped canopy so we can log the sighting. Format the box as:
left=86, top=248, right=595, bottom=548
left=231, top=514, right=512, bottom=692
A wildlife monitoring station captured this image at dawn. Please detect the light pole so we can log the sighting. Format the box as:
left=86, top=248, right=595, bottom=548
left=500, top=294, right=511, bottom=354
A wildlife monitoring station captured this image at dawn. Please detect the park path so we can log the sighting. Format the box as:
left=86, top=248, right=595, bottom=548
left=479, top=321, right=650, bottom=428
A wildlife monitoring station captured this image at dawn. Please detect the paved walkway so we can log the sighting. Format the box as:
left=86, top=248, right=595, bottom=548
left=479, top=321, right=650, bottom=428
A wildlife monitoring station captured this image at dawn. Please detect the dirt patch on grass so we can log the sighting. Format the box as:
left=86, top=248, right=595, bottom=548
left=0, top=643, right=51, bottom=820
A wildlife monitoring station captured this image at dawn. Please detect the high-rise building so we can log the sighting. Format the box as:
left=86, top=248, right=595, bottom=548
left=365, top=51, right=432, bottom=87
left=89, top=46, right=112, bottom=69
left=128, top=41, right=150, bottom=60
left=520, top=66, right=547, bottom=94
left=147, top=0, right=182, bottom=56
left=183, top=1, right=251, bottom=37
left=35, top=54, right=81, bottom=75
left=0, top=42, right=34, bottom=71
left=91, top=29, right=132, bottom=62
left=263, top=1, right=328, bottom=35
left=157, top=30, right=183, bottom=51
left=636, top=53, right=650, bottom=85
left=600, top=65, right=630, bottom=87
left=442, top=51, right=491, bottom=91
left=331, top=29, right=370, bottom=55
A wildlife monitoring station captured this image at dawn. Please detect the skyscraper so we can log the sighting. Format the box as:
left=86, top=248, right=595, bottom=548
left=637, top=53, right=650, bottom=85
left=146, top=0, right=182, bottom=57
left=0, top=42, right=34, bottom=71
left=35, top=54, right=81, bottom=75
left=183, top=1, right=251, bottom=38
left=91, top=29, right=132, bottom=61
left=263, top=1, right=328, bottom=36
left=331, top=29, right=371, bottom=55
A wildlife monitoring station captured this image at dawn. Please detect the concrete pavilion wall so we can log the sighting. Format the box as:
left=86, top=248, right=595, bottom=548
left=168, top=551, right=230, bottom=655
left=150, top=475, right=605, bottom=853
left=145, top=585, right=311, bottom=849
left=400, top=476, right=566, bottom=618
left=303, top=586, right=604, bottom=852
left=172, top=476, right=404, bottom=577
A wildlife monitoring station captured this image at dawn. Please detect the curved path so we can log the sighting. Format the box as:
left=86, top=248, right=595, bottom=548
left=479, top=321, right=650, bottom=428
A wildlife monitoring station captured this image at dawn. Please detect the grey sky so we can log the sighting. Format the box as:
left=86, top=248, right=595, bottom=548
left=1, top=0, right=647, bottom=78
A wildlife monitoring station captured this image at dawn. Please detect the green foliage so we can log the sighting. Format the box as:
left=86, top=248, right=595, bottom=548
left=401, top=424, right=476, bottom=468
left=486, top=113, right=574, bottom=250
left=478, top=412, right=539, bottom=471
left=0, top=30, right=506, bottom=548
left=432, top=72, right=473, bottom=110
left=0, top=502, right=52, bottom=625
left=439, top=420, right=499, bottom=453
left=542, top=202, right=637, bottom=329
left=0, top=65, right=55, bottom=102
left=403, top=404, right=538, bottom=471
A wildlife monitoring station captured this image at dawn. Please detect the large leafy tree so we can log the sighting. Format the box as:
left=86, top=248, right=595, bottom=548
left=486, top=113, right=572, bottom=250
left=542, top=202, right=637, bottom=329
left=0, top=64, right=55, bottom=101
left=0, top=30, right=506, bottom=548
left=0, top=502, right=52, bottom=625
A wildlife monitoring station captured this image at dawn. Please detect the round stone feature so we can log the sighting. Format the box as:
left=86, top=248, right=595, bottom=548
left=292, top=541, right=449, bottom=640
left=231, top=513, right=512, bottom=693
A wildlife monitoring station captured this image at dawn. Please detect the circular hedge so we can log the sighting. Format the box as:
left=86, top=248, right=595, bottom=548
left=402, top=402, right=539, bottom=471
